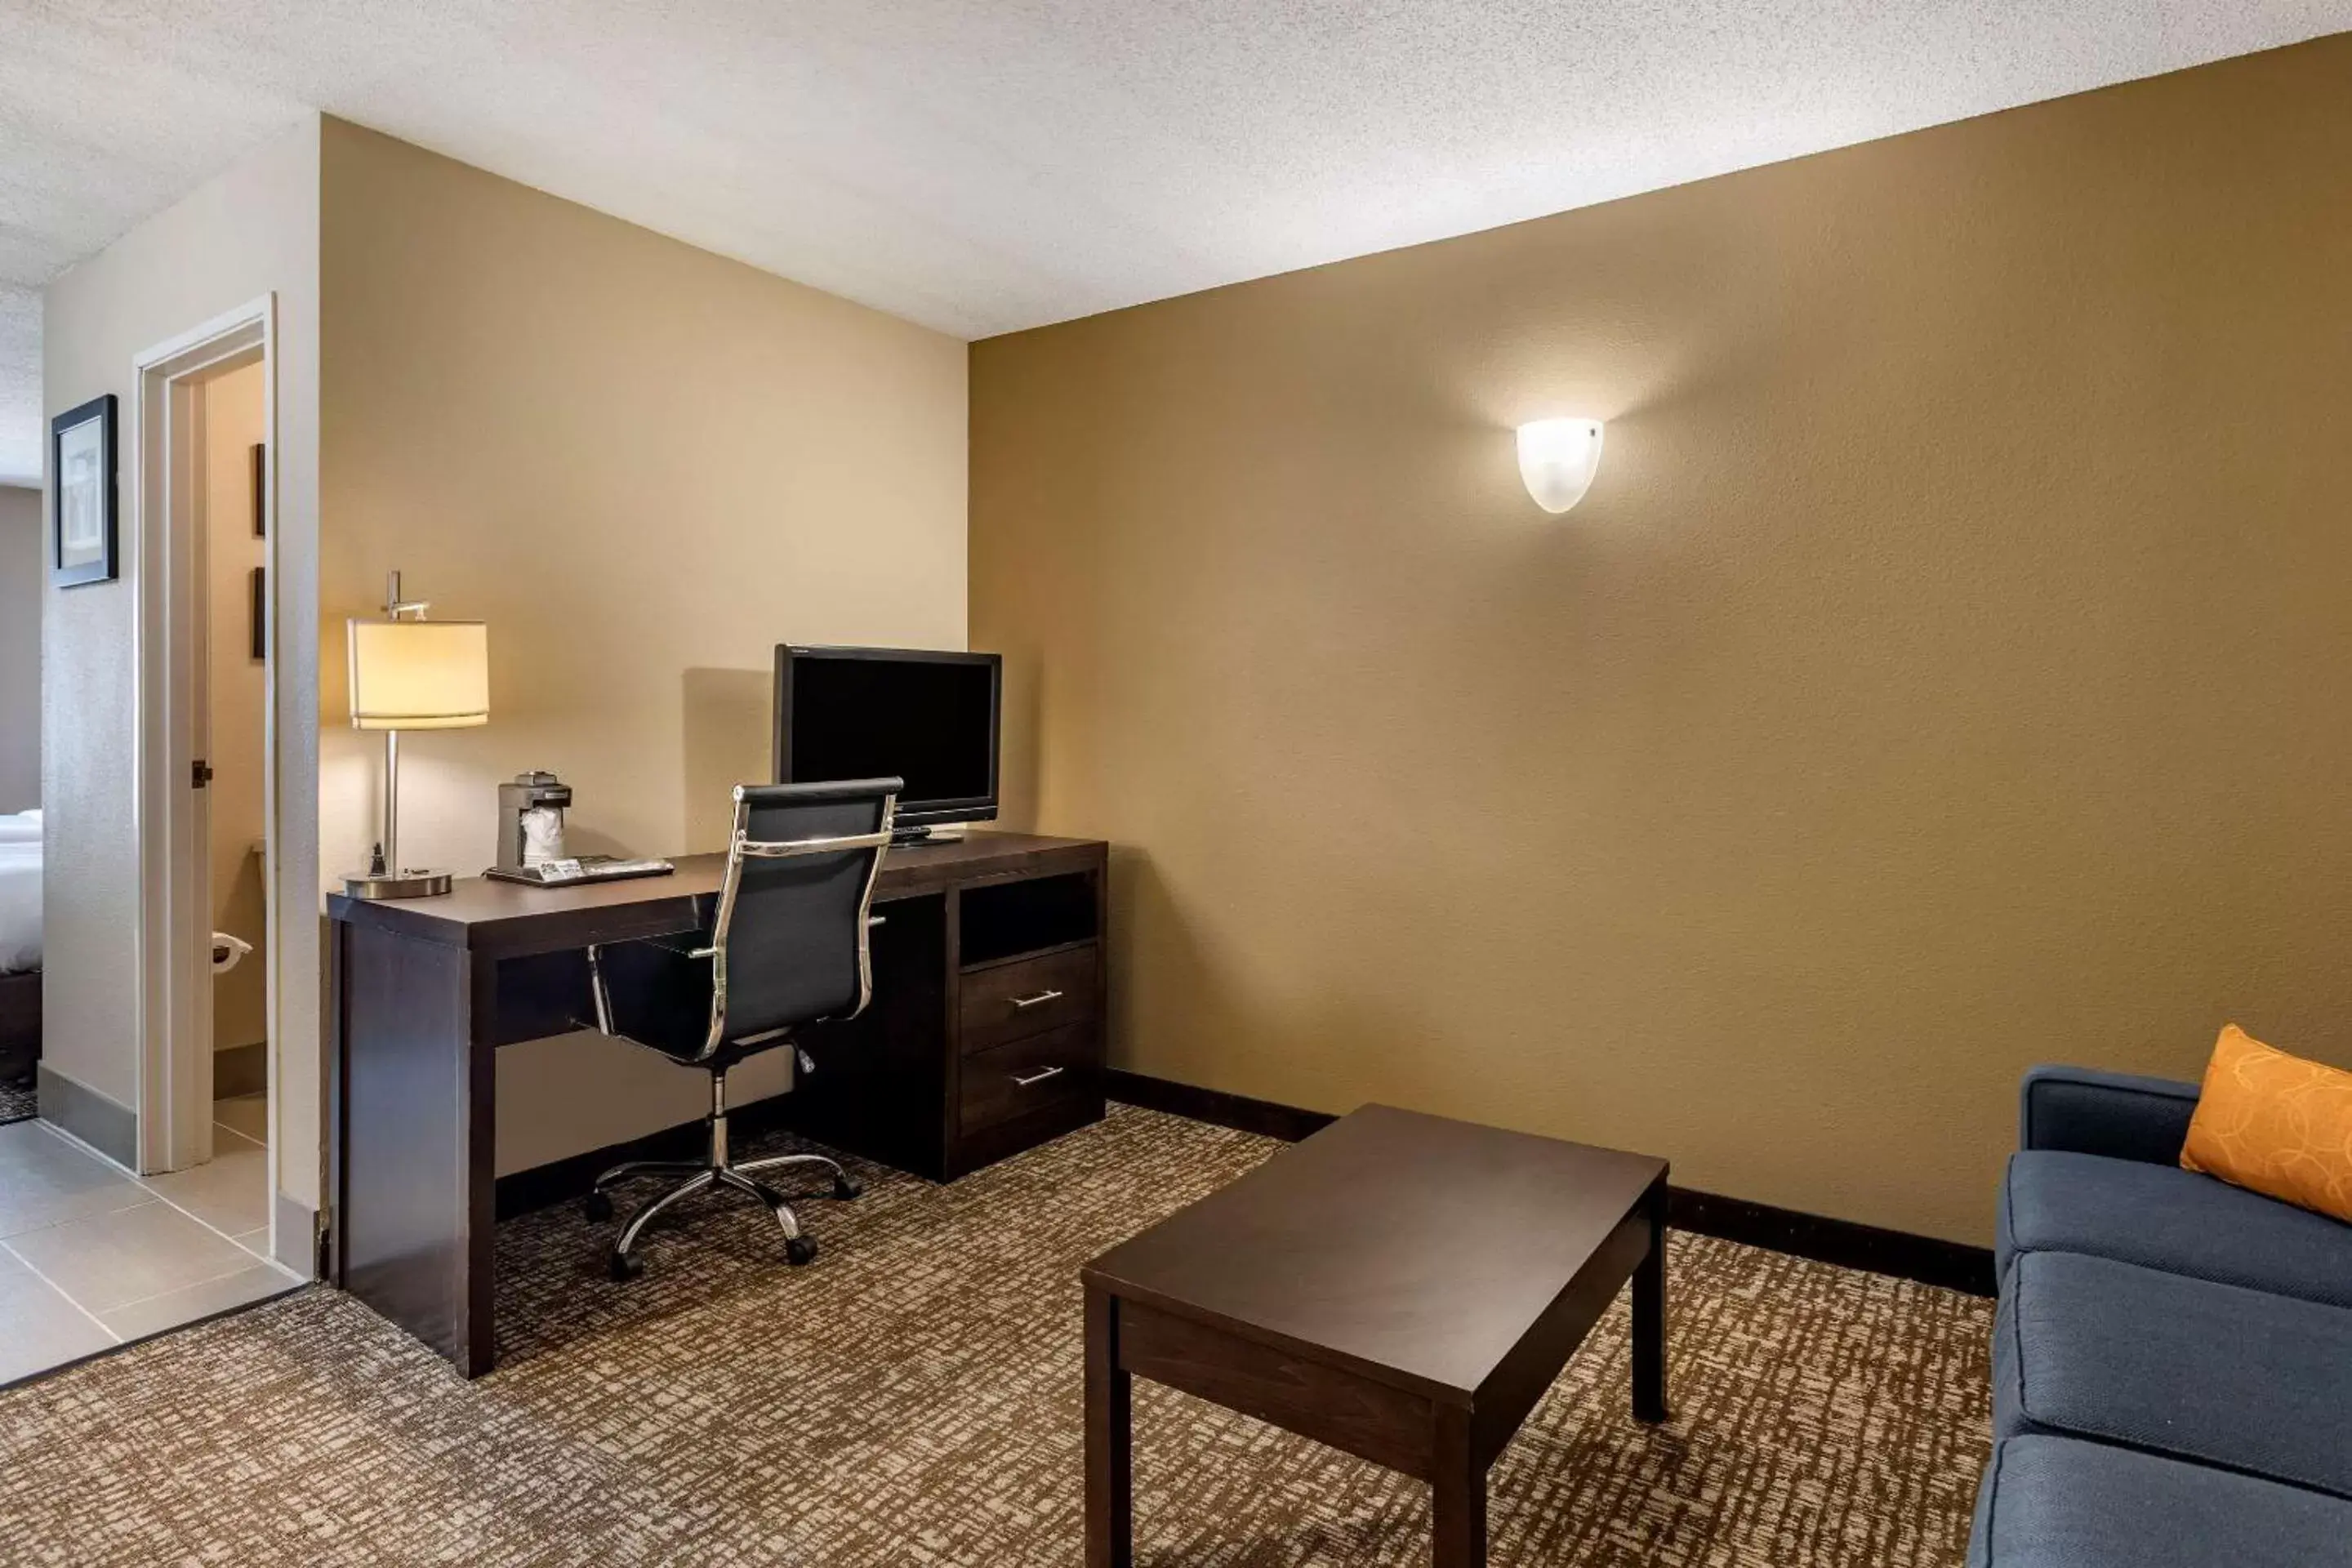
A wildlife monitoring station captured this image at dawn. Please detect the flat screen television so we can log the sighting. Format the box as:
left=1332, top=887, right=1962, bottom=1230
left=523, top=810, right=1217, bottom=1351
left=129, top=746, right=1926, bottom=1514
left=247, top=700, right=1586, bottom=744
left=773, top=645, right=1002, bottom=840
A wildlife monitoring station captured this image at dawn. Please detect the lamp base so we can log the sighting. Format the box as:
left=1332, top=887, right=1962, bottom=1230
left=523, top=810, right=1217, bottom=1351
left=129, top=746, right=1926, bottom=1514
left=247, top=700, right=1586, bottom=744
left=342, top=867, right=455, bottom=900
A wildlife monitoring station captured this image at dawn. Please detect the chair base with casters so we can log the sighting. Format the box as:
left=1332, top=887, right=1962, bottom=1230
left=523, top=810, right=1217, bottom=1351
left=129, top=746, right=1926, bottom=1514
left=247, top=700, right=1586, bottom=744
left=577, top=777, right=901, bottom=1281
left=583, top=1061, right=863, bottom=1279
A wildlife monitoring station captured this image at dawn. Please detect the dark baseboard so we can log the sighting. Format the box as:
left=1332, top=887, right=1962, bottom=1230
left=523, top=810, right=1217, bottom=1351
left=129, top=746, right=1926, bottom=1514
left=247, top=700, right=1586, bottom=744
left=1666, top=1187, right=1994, bottom=1297
left=493, top=1095, right=800, bottom=1221
left=1102, top=1068, right=1338, bottom=1143
left=1104, top=1070, right=1996, bottom=1298
left=0, top=967, right=39, bottom=1084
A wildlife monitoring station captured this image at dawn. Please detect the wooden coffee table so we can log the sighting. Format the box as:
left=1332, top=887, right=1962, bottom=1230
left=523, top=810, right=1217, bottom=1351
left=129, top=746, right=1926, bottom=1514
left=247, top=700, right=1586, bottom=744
left=1082, top=1104, right=1668, bottom=1567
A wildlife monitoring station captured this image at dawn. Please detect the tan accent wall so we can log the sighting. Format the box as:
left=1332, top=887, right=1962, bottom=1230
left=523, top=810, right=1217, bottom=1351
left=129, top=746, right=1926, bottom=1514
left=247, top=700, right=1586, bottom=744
left=971, top=37, right=2352, bottom=1244
left=42, top=122, right=322, bottom=1197
left=203, top=361, right=270, bottom=1056
left=0, top=485, right=38, bottom=812
left=317, top=121, right=969, bottom=1175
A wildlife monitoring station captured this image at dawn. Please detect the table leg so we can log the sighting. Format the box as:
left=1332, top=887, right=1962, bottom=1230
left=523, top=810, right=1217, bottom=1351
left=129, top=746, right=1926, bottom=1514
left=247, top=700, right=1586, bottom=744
left=1085, top=1283, right=1133, bottom=1568
left=1633, top=1177, right=1668, bottom=1423
left=1432, top=1405, right=1486, bottom=1568
left=333, top=924, right=498, bottom=1377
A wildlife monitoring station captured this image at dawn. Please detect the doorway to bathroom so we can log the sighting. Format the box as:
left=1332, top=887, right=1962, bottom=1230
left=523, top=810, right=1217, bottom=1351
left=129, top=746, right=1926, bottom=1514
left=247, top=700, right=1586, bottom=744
left=126, top=297, right=296, bottom=1298
left=195, top=355, right=271, bottom=1207
left=0, top=304, right=297, bottom=1388
left=127, top=300, right=280, bottom=1196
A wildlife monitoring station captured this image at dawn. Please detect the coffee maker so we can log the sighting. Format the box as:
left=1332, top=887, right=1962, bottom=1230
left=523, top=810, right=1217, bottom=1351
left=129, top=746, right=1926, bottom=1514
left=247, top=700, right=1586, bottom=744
left=484, top=770, right=675, bottom=888
left=494, top=770, right=571, bottom=874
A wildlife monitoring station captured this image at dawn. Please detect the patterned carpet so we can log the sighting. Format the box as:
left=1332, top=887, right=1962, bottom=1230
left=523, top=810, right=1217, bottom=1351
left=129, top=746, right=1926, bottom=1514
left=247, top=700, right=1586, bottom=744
left=0, top=1106, right=1993, bottom=1566
left=0, top=1076, right=33, bottom=1124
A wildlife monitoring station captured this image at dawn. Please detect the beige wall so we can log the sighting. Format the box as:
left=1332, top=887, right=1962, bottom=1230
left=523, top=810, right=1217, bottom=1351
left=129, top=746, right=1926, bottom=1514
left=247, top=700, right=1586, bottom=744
left=971, top=36, right=2352, bottom=1245
left=203, top=361, right=269, bottom=1054
left=36, top=111, right=964, bottom=1204
left=42, top=120, right=322, bottom=1202
left=317, top=121, right=969, bottom=1174
left=0, top=486, right=38, bottom=811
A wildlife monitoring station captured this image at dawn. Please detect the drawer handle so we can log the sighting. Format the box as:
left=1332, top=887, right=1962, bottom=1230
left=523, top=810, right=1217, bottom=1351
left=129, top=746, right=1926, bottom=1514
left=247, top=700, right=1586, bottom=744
left=1009, top=989, right=1065, bottom=1011
left=1010, top=1065, right=1066, bottom=1088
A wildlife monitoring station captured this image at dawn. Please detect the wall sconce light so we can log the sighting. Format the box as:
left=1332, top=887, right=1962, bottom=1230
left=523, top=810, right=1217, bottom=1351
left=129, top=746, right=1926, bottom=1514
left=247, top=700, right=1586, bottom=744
left=1516, top=418, right=1604, bottom=514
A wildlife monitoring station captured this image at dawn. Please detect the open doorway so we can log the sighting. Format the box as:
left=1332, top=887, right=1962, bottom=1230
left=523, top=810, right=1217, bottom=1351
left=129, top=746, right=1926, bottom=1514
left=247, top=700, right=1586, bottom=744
left=130, top=301, right=278, bottom=1189
left=194, top=358, right=271, bottom=1198
left=0, top=485, right=38, bottom=1127
left=0, top=307, right=296, bottom=1389
left=118, top=303, right=300, bottom=1328
left=129, top=301, right=292, bottom=1214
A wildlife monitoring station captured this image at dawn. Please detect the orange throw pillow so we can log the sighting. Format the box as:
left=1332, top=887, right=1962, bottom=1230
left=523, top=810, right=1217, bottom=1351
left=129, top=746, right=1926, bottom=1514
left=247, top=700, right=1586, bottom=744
left=2180, top=1024, right=2352, bottom=1223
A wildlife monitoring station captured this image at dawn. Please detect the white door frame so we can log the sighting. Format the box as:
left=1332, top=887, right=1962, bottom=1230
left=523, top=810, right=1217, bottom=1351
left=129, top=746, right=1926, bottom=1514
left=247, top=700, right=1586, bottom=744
left=132, top=296, right=278, bottom=1198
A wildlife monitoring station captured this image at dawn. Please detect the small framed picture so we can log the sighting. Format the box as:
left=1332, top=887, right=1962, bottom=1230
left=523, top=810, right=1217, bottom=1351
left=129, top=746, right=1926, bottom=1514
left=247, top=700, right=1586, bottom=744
left=249, top=567, right=268, bottom=661
left=250, top=443, right=267, bottom=537
left=51, top=394, right=118, bottom=587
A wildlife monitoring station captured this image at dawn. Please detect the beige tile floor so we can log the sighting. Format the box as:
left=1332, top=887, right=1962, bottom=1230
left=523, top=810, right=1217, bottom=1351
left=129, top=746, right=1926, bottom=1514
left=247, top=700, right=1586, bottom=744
left=0, top=1095, right=301, bottom=1386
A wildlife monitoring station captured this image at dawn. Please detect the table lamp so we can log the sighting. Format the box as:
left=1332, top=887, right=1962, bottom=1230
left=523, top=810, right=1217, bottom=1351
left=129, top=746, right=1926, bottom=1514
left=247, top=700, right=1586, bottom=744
left=342, top=570, right=488, bottom=899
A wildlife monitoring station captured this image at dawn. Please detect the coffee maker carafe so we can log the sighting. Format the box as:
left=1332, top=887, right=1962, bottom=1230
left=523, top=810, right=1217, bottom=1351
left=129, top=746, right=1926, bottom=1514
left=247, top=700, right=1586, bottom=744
left=496, top=770, right=571, bottom=873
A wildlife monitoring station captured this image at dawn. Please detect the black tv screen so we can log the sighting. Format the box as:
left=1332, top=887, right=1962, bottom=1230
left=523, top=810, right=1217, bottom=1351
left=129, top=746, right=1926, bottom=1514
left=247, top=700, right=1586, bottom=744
left=774, top=646, right=1001, bottom=826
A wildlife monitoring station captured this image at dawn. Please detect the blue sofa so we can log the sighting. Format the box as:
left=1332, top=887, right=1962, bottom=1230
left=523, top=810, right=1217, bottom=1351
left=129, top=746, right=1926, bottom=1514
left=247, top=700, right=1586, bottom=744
left=1969, top=1065, right=2352, bottom=1566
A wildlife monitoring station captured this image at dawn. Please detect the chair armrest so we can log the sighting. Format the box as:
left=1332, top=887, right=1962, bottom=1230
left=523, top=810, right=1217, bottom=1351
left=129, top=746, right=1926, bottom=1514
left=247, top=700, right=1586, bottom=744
left=641, top=928, right=716, bottom=958
left=2019, top=1064, right=2200, bottom=1164
left=584, top=935, right=715, bottom=1052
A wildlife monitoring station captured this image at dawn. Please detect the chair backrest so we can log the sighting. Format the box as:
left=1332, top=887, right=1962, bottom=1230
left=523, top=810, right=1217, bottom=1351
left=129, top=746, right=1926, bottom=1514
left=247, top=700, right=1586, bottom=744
left=706, top=778, right=900, bottom=1049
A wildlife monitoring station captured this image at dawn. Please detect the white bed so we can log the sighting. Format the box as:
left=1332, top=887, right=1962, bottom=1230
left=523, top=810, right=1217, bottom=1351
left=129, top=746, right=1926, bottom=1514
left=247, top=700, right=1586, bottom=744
left=0, top=810, right=41, bottom=975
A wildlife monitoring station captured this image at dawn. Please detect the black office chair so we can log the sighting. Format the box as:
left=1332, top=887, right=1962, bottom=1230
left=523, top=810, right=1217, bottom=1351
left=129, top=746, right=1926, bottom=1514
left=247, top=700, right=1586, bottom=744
left=581, top=777, right=900, bottom=1279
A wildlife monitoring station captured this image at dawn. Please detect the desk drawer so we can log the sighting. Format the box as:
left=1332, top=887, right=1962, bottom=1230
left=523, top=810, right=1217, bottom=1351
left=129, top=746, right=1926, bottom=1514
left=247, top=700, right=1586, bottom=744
left=960, top=1024, right=1097, bottom=1137
left=959, top=944, right=1098, bottom=1054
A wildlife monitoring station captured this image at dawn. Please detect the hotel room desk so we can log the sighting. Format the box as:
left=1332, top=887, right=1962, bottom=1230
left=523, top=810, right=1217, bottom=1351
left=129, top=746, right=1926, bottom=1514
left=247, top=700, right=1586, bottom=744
left=327, top=831, right=1109, bottom=1376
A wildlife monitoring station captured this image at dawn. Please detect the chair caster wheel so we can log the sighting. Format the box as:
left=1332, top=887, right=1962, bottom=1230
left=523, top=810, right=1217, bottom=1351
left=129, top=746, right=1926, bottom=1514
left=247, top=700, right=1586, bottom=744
left=833, top=1175, right=862, bottom=1201
left=583, top=1190, right=614, bottom=1223
left=786, top=1236, right=818, bottom=1267
left=608, top=1250, right=643, bottom=1282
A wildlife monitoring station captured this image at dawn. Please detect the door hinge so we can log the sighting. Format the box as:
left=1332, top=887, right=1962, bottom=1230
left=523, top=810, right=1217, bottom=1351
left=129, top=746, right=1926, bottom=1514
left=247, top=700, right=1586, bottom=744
left=192, top=759, right=215, bottom=790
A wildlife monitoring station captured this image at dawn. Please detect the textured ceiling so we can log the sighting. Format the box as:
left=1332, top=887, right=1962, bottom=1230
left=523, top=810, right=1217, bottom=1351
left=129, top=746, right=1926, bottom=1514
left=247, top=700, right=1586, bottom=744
left=4, top=1, right=2350, bottom=483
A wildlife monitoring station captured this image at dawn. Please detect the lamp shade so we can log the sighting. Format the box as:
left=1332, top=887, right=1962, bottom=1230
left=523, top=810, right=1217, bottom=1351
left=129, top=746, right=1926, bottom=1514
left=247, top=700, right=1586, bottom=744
left=1516, top=417, right=1605, bottom=514
left=347, top=619, right=489, bottom=730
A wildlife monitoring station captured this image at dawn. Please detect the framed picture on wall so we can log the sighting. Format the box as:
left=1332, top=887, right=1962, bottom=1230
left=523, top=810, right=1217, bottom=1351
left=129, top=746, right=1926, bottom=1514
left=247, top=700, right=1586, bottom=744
left=51, top=394, right=118, bottom=587
left=249, top=567, right=268, bottom=661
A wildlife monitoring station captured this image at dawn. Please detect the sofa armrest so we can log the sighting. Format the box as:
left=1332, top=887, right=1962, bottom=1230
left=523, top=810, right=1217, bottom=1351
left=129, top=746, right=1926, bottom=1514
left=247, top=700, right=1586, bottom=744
left=2019, top=1064, right=2199, bottom=1164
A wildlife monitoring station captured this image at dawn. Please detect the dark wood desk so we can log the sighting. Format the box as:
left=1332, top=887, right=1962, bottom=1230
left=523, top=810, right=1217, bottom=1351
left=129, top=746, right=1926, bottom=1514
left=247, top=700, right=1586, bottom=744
left=327, top=831, right=1108, bottom=1376
left=1082, top=1106, right=1668, bottom=1568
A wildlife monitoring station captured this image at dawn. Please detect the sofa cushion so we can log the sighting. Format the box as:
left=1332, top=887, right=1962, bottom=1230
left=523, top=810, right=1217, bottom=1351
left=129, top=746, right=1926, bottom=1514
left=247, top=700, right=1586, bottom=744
left=1969, top=1436, right=2352, bottom=1568
left=1993, top=1250, right=2352, bottom=1498
left=1998, top=1149, right=2352, bottom=1307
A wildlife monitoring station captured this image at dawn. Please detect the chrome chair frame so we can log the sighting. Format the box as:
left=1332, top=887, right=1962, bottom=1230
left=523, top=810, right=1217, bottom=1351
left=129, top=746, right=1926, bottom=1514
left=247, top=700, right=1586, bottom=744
left=581, top=783, right=895, bottom=1276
